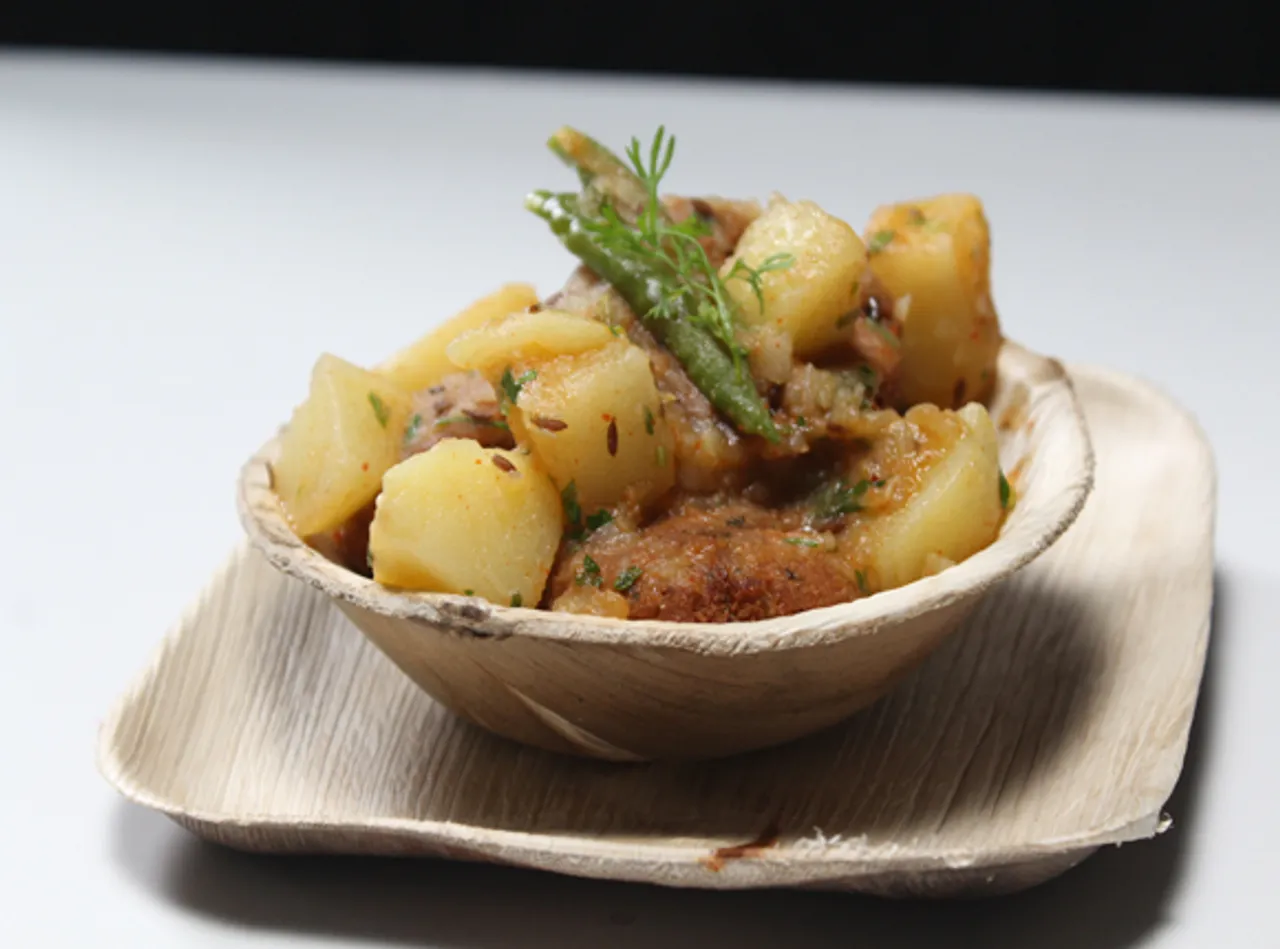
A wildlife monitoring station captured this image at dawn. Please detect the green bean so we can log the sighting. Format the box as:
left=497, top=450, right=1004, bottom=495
left=525, top=190, right=779, bottom=443
left=547, top=127, right=649, bottom=221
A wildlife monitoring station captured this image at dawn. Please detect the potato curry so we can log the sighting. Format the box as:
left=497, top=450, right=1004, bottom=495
left=270, top=126, right=1010, bottom=623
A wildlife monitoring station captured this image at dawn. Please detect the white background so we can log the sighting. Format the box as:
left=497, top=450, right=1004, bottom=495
left=1, top=50, right=1277, bottom=947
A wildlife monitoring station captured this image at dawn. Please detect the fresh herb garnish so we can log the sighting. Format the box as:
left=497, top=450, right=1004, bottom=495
left=563, top=128, right=792, bottom=384
left=723, top=252, right=796, bottom=322
left=643, top=405, right=656, bottom=435
left=785, top=536, right=822, bottom=548
left=809, top=478, right=873, bottom=523
left=528, top=128, right=783, bottom=441
left=999, top=470, right=1013, bottom=509
left=576, top=554, right=603, bottom=588
left=464, top=588, right=475, bottom=596
left=613, top=565, right=643, bottom=593
left=500, top=366, right=537, bottom=406
left=368, top=392, right=390, bottom=428
left=510, top=593, right=523, bottom=607
left=607, top=129, right=795, bottom=377
left=867, top=229, right=896, bottom=255
left=403, top=413, right=424, bottom=445
left=562, top=482, right=614, bottom=539
left=855, top=364, right=879, bottom=388
left=868, top=319, right=900, bottom=350
left=561, top=481, right=582, bottom=528
left=855, top=570, right=869, bottom=595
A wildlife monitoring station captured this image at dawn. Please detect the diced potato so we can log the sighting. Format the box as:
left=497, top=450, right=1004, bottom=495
left=368, top=440, right=562, bottom=605
left=864, top=195, right=1003, bottom=409
left=720, top=198, right=867, bottom=358
left=865, top=403, right=1003, bottom=589
left=445, top=308, right=616, bottom=380
left=375, top=283, right=539, bottom=391
left=550, top=585, right=631, bottom=619
left=274, top=354, right=414, bottom=537
left=510, top=341, right=675, bottom=512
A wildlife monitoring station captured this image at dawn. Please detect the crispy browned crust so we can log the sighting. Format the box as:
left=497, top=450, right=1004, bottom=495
left=549, top=501, right=861, bottom=623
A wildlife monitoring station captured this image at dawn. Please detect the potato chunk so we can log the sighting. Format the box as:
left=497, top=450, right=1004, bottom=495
left=376, top=283, right=539, bottom=391
left=864, top=195, right=1002, bottom=408
left=445, top=308, right=616, bottom=379
left=368, top=440, right=562, bottom=605
left=865, top=403, right=1003, bottom=589
left=274, top=354, right=414, bottom=537
left=510, top=341, right=675, bottom=512
left=720, top=198, right=867, bottom=357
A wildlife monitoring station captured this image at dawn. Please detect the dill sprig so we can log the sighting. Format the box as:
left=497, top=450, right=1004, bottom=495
left=578, top=127, right=794, bottom=379
left=530, top=127, right=790, bottom=441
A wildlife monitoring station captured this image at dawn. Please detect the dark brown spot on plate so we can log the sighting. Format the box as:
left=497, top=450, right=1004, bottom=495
left=698, top=819, right=781, bottom=872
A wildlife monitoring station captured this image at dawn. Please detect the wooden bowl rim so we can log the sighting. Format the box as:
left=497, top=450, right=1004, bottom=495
left=236, top=339, right=1095, bottom=656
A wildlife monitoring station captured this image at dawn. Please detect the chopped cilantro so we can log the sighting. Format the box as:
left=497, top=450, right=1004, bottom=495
left=809, top=478, right=872, bottom=523
left=463, top=588, right=475, bottom=596
left=868, top=319, right=900, bottom=349
left=867, top=229, right=896, bottom=255
left=586, top=509, right=614, bottom=532
left=999, top=470, right=1013, bottom=509
left=368, top=392, right=390, bottom=428
left=510, top=593, right=523, bottom=607
left=644, top=405, right=656, bottom=435
left=500, top=366, right=537, bottom=405
left=785, top=536, right=822, bottom=548
left=576, top=554, right=603, bottom=588
left=855, top=570, right=869, bottom=595
left=561, top=481, right=582, bottom=529
left=613, top=565, right=644, bottom=593
left=403, top=413, right=425, bottom=445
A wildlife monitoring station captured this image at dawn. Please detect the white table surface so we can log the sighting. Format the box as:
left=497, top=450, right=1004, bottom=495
left=2, top=49, right=1277, bottom=947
